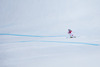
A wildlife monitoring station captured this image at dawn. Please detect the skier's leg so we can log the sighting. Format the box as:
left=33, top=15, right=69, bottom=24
left=70, top=33, right=74, bottom=38
left=69, top=33, right=72, bottom=38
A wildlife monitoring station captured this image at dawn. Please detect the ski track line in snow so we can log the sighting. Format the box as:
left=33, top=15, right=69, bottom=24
left=18, top=40, right=99, bottom=46
left=0, top=33, right=99, bottom=46
left=0, top=33, right=65, bottom=37
left=0, top=40, right=99, bottom=46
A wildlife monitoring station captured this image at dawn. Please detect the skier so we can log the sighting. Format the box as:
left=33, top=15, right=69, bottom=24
left=68, top=29, right=74, bottom=38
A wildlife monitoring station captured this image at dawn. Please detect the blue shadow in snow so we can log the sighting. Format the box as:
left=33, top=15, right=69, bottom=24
left=18, top=40, right=99, bottom=46
left=0, top=33, right=99, bottom=46
left=0, top=33, right=65, bottom=37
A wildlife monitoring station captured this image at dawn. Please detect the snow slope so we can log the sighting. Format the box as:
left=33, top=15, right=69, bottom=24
left=0, top=0, right=100, bottom=67
left=0, top=34, right=100, bottom=67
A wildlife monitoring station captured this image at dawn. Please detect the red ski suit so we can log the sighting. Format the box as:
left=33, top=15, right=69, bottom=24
left=68, top=30, right=72, bottom=34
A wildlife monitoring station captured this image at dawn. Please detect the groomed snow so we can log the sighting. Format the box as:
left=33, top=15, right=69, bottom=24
left=0, top=34, right=100, bottom=67
left=0, top=0, right=100, bottom=67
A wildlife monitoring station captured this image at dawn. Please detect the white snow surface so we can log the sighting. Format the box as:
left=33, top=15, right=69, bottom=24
left=0, top=0, right=100, bottom=67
